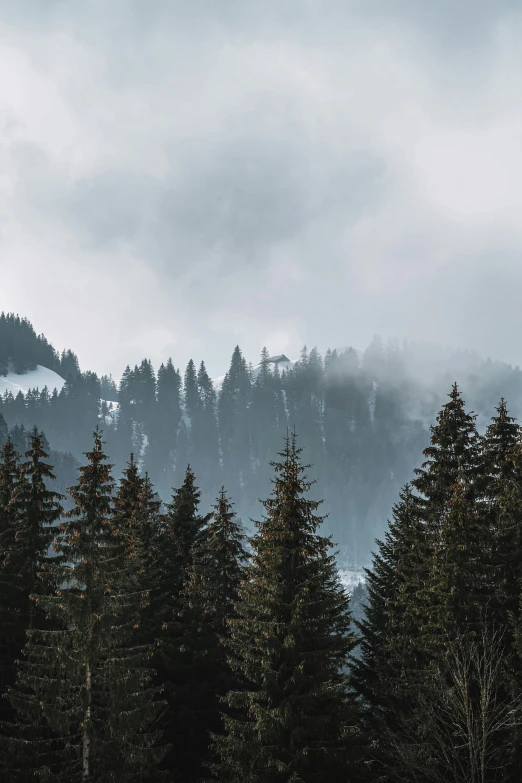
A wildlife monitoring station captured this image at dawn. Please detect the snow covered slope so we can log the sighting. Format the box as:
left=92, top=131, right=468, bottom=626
left=0, top=365, right=66, bottom=396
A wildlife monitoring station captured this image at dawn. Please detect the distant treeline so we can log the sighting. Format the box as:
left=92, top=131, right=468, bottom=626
left=0, top=312, right=80, bottom=377
left=4, top=313, right=522, bottom=563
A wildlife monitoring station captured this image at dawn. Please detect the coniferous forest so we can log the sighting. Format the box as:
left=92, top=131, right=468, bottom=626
left=3, top=316, right=522, bottom=780
left=4, top=312, right=522, bottom=565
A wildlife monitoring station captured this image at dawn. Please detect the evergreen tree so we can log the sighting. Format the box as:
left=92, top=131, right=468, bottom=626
left=184, top=359, right=199, bottom=425
left=351, top=486, right=428, bottom=781
left=0, top=439, right=21, bottom=725
left=218, top=346, right=253, bottom=507
left=482, top=400, right=522, bottom=627
left=8, top=428, right=64, bottom=632
left=193, top=361, right=220, bottom=502
left=212, top=432, right=363, bottom=782
left=0, top=414, right=7, bottom=449
left=155, top=466, right=210, bottom=776
left=5, top=429, right=166, bottom=782
left=166, top=487, right=248, bottom=782
left=409, top=384, right=485, bottom=655
left=149, top=359, right=182, bottom=498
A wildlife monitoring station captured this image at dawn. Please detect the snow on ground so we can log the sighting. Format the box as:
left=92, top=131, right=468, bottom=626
left=100, top=399, right=120, bottom=424
left=338, top=569, right=366, bottom=593
left=0, top=365, right=66, bottom=396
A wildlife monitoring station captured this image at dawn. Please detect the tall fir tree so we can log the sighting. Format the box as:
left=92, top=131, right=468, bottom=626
left=351, top=485, right=428, bottom=781
left=0, top=414, right=7, bottom=449
left=5, top=429, right=166, bottom=782
left=155, top=465, right=210, bottom=777
left=8, top=428, right=64, bottom=632
left=409, top=384, right=485, bottom=655
left=482, top=400, right=522, bottom=627
left=212, top=432, right=363, bottom=782
left=0, top=438, right=21, bottom=725
left=165, top=487, right=248, bottom=782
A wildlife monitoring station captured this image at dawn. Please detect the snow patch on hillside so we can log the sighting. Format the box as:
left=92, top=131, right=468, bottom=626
left=338, top=569, right=366, bottom=593
left=0, top=365, right=66, bottom=396
left=100, top=399, right=120, bottom=424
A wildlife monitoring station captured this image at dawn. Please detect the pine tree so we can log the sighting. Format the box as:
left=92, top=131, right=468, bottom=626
left=193, top=360, right=220, bottom=502
left=0, top=439, right=21, bottom=724
left=410, top=384, right=485, bottom=653
left=184, top=359, right=199, bottom=425
left=0, top=430, right=64, bottom=774
left=212, top=432, right=363, bottom=782
left=413, top=383, right=481, bottom=515
left=0, top=414, right=7, bottom=449
left=354, top=387, right=491, bottom=781
left=218, top=346, right=253, bottom=507
left=113, top=457, right=163, bottom=653
left=150, top=359, right=182, bottom=498
left=7, top=428, right=64, bottom=630
left=482, top=400, right=522, bottom=627
left=351, top=485, right=428, bottom=781
left=155, top=465, right=210, bottom=776
left=168, top=487, right=248, bottom=781
left=481, top=402, right=522, bottom=779
left=5, top=429, right=166, bottom=781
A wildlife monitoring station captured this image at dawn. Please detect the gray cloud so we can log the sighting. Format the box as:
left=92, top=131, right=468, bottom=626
left=0, top=1, right=521, bottom=378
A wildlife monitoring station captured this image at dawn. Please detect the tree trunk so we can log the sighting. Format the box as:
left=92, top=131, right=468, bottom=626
left=82, top=661, right=92, bottom=781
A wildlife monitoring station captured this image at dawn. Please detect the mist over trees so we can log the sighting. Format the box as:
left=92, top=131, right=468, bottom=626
left=5, top=315, right=522, bottom=779
left=1, top=369, right=522, bottom=778
left=4, top=314, right=522, bottom=565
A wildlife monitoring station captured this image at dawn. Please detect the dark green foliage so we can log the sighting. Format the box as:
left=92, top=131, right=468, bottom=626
left=8, top=313, right=522, bottom=565
left=0, top=438, right=21, bottom=725
left=0, top=314, right=62, bottom=376
left=413, top=383, right=482, bottom=514
left=0, top=415, right=7, bottom=449
left=351, top=486, right=428, bottom=780
left=0, top=430, right=63, bottom=772
left=5, top=430, right=165, bottom=782
left=483, top=401, right=522, bottom=627
left=155, top=466, right=210, bottom=776
left=355, top=386, right=498, bottom=780
left=212, top=432, right=363, bottom=783
left=165, top=487, right=248, bottom=782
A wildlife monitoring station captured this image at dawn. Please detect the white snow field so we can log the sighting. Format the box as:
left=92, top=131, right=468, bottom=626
left=0, top=365, right=66, bottom=396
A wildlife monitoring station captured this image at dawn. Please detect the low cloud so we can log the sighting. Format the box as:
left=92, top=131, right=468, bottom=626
left=1, top=1, right=521, bottom=378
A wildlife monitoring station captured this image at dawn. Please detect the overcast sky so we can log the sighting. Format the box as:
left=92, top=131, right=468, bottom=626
left=1, top=1, right=521, bottom=379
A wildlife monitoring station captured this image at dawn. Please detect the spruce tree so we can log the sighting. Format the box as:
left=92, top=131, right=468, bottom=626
left=113, top=458, right=163, bottom=655
left=354, top=387, right=491, bottom=780
left=482, top=400, right=522, bottom=628
left=155, top=466, right=210, bottom=776
left=0, top=414, right=7, bottom=449
left=409, top=384, right=485, bottom=654
left=7, top=428, right=64, bottom=631
left=5, top=429, right=166, bottom=782
left=0, top=439, right=21, bottom=724
left=351, top=485, right=428, bottom=781
left=168, top=487, right=248, bottom=782
left=212, top=432, right=362, bottom=782
left=482, top=402, right=522, bottom=779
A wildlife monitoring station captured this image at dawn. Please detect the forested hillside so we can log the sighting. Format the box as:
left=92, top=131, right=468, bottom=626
left=2, top=385, right=522, bottom=780
left=3, top=313, right=522, bottom=563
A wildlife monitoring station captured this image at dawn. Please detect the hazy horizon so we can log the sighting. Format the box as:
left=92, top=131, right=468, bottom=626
left=1, top=1, right=521, bottom=378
